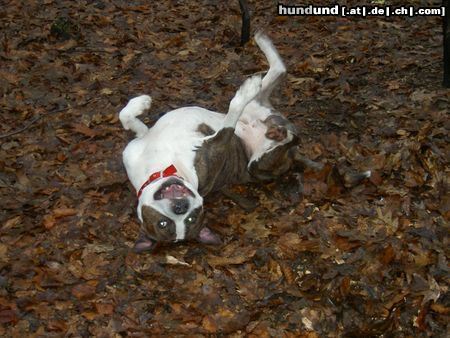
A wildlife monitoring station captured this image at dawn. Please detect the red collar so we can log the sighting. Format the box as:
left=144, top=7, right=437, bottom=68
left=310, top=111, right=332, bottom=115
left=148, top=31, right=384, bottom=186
left=137, top=164, right=180, bottom=199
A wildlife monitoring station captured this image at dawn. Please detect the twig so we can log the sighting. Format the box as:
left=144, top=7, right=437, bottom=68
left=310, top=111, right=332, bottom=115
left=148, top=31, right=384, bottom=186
left=239, top=0, right=251, bottom=46
left=0, top=99, right=97, bottom=140
left=0, top=114, right=45, bottom=140
left=0, top=106, right=72, bottom=140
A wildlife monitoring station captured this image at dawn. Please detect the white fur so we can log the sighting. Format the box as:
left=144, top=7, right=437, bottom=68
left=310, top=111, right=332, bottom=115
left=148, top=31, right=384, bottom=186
left=119, top=95, right=152, bottom=138
left=122, top=77, right=262, bottom=240
left=123, top=105, right=215, bottom=239
left=254, top=31, right=287, bottom=106
left=120, top=33, right=291, bottom=241
left=223, top=75, right=262, bottom=128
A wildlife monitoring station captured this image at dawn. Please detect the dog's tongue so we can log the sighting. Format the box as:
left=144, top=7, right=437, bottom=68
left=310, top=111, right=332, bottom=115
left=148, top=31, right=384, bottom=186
left=161, top=184, right=189, bottom=199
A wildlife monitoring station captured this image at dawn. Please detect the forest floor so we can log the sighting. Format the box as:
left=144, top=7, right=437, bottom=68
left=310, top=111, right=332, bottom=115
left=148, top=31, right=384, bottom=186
left=0, top=0, right=448, bottom=336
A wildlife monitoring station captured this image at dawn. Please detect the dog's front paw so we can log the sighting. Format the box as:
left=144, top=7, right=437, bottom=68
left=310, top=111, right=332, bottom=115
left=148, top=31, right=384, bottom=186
left=128, top=95, right=152, bottom=114
left=237, top=75, right=262, bottom=103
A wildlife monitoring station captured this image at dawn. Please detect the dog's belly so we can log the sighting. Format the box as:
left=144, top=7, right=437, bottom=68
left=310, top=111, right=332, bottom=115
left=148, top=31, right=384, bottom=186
left=235, top=101, right=272, bottom=158
left=152, top=102, right=273, bottom=163
left=235, top=119, right=267, bottom=157
left=154, top=106, right=225, bottom=131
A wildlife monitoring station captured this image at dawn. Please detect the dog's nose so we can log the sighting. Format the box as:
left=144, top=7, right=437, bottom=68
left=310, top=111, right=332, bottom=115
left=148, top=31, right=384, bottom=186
left=172, top=199, right=189, bottom=215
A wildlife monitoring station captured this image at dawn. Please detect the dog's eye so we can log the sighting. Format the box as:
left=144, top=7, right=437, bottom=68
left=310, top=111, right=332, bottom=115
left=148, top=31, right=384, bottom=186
left=158, top=220, right=168, bottom=229
left=186, top=216, right=196, bottom=225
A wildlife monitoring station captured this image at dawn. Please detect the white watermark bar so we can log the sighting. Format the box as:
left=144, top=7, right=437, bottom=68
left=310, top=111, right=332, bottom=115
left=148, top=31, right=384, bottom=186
left=277, top=3, right=446, bottom=17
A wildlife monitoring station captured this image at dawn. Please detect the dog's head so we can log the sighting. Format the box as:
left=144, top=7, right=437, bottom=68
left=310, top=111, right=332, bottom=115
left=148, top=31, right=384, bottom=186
left=134, top=176, right=219, bottom=252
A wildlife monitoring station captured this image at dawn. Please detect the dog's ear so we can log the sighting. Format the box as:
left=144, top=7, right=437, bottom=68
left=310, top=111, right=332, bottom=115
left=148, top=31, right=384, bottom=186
left=197, top=227, right=221, bottom=245
left=134, top=235, right=154, bottom=253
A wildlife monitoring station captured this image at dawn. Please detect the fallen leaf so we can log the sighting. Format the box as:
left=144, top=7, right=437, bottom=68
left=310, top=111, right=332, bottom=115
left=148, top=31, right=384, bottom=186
left=0, top=309, right=17, bottom=324
left=71, top=123, right=100, bottom=138
left=165, top=255, right=191, bottom=266
left=53, top=208, right=78, bottom=218
left=71, top=283, right=96, bottom=300
left=202, top=315, right=218, bottom=333
left=95, top=303, right=114, bottom=315
left=207, top=250, right=255, bottom=267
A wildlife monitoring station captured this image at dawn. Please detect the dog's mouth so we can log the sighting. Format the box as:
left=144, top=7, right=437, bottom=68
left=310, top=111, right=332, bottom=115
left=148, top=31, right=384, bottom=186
left=154, top=178, right=194, bottom=200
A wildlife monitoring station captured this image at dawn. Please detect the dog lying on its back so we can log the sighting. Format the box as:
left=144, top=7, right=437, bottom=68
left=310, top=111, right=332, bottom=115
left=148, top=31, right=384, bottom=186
left=120, top=32, right=298, bottom=252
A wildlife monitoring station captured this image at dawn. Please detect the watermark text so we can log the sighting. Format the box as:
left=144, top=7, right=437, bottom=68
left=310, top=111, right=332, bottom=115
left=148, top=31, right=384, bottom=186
left=277, top=3, right=446, bottom=17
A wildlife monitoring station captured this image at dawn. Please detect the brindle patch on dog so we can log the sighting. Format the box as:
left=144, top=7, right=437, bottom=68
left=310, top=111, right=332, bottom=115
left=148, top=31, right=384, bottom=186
left=195, top=128, right=251, bottom=196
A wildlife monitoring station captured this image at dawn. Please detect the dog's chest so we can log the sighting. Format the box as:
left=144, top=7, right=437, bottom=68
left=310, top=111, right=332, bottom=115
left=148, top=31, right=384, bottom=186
left=122, top=107, right=225, bottom=190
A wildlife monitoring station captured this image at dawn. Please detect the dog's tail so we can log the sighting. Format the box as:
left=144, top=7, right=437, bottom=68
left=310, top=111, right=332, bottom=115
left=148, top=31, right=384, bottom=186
left=119, top=95, right=152, bottom=138
left=222, top=74, right=262, bottom=129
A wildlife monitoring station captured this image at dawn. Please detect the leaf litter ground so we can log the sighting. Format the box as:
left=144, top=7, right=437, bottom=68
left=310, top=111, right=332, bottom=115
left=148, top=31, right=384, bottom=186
left=0, top=0, right=448, bottom=336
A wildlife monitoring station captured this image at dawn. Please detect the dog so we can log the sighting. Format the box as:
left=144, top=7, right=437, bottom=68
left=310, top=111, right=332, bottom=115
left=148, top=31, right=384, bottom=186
left=120, top=32, right=298, bottom=252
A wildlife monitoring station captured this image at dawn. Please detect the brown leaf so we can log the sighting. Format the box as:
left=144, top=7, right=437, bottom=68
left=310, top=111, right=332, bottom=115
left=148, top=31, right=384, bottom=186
left=278, top=233, right=320, bottom=257
left=53, top=208, right=78, bottom=218
left=0, top=244, right=7, bottom=259
left=43, top=214, right=56, bottom=229
left=207, top=250, right=255, bottom=267
left=279, top=261, right=295, bottom=285
left=380, top=244, right=395, bottom=265
left=47, top=319, right=68, bottom=332
left=333, top=236, right=361, bottom=251
left=340, top=276, right=351, bottom=297
left=71, top=283, right=96, bottom=300
left=0, top=309, right=17, bottom=324
left=202, top=315, right=218, bottom=333
left=368, top=170, right=383, bottom=186
left=212, top=309, right=251, bottom=334
left=430, top=303, right=450, bottom=315
left=71, top=123, right=100, bottom=138
left=95, top=303, right=114, bottom=315
left=2, top=216, right=22, bottom=230
left=81, top=311, right=97, bottom=320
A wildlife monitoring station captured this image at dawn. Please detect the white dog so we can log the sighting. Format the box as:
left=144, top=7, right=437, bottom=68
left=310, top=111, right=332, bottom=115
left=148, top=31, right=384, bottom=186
left=120, top=32, right=298, bottom=251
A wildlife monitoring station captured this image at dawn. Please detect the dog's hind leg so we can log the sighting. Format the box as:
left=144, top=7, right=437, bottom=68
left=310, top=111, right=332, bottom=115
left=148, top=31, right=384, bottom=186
left=255, top=32, right=286, bottom=107
left=119, top=95, right=152, bottom=138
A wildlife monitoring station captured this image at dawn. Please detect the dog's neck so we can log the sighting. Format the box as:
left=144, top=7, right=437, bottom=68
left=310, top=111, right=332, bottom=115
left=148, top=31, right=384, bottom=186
left=137, top=164, right=180, bottom=198
left=171, top=160, right=199, bottom=189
